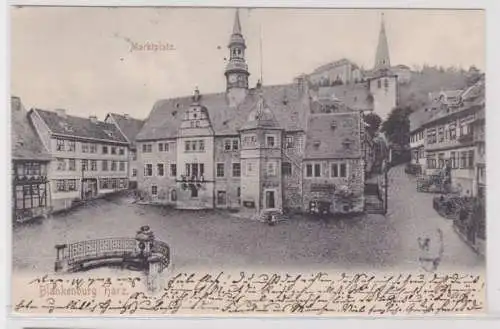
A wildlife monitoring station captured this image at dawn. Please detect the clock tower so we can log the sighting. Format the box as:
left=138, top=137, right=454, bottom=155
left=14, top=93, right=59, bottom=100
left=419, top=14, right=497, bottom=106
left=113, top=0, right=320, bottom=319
left=225, top=9, right=250, bottom=106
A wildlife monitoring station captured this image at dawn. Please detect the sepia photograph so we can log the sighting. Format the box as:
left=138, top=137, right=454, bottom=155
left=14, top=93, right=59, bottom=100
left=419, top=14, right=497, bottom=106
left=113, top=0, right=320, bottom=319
left=8, top=5, right=486, bottom=316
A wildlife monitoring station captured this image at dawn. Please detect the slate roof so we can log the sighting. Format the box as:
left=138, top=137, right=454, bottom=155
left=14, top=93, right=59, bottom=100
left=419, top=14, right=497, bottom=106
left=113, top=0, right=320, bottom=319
left=240, top=94, right=281, bottom=130
left=312, top=58, right=357, bottom=74
left=11, top=96, right=51, bottom=161
left=33, top=109, right=128, bottom=143
left=409, top=107, right=435, bottom=132
left=312, top=84, right=373, bottom=112
left=136, top=84, right=310, bottom=141
left=106, top=113, right=145, bottom=144
left=304, top=112, right=362, bottom=160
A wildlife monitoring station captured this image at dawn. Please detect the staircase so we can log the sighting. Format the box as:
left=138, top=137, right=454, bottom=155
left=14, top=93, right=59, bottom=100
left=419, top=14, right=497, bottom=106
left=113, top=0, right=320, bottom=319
left=364, top=194, right=385, bottom=214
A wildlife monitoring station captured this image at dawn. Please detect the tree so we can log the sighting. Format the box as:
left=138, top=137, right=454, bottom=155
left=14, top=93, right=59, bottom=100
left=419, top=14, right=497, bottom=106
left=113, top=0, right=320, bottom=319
left=381, top=106, right=413, bottom=149
left=465, top=65, right=482, bottom=87
left=364, top=112, right=382, bottom=137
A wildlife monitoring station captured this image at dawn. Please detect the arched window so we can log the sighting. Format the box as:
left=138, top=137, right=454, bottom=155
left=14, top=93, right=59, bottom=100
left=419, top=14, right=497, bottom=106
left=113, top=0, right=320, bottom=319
left=377, top=80, right=382, bottom=89
left=170, top=189, right=177, bottom=202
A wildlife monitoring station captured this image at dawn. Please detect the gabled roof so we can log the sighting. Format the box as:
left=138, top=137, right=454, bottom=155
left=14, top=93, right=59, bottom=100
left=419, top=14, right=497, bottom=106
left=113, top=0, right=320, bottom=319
left=304, top=112, right=362, bottom=159
left=11, top=96, right=51, bottom=161
left=33, top=109, right=128, bottom=143
left=106, top=113, right=145, bottom=144
left=136, top=84, right=309, bottom=141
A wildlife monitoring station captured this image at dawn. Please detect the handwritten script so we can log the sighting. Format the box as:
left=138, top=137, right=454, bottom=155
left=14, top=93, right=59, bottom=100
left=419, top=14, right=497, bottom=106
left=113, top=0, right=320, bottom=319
left=13, top=272, right=485, bottom=315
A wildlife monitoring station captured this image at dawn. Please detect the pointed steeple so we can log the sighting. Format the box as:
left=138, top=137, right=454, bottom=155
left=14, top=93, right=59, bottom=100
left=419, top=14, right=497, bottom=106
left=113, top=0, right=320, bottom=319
left=233, top=9, right=242, bottom=35
left=225, top=8, right=249, bottom=94
left=374, top=13, right=391, bottom=71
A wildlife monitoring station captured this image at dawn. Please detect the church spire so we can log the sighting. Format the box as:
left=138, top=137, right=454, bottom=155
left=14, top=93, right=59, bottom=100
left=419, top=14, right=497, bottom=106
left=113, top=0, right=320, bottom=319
left=374, top=13, right=391, bottom=71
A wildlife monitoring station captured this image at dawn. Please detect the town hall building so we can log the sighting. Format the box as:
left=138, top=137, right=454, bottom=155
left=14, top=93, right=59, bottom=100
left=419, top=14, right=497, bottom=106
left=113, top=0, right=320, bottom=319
left=135, top=10, right=394, bottom=216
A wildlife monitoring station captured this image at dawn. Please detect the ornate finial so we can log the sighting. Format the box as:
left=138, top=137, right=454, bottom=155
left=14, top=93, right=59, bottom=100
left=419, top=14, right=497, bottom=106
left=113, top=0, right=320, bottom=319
left=193, top=86, right=201, bottom=102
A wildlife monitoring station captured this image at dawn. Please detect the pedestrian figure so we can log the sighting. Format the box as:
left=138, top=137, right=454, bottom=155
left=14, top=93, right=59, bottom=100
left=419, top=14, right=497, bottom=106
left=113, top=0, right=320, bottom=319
left=418, top=228, right=444, bottom=272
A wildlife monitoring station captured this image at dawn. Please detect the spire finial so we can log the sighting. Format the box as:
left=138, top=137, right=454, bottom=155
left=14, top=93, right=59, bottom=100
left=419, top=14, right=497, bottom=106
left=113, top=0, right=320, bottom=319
left=193, top=86, right=201, bottom=102
left=233, top=9, right=242, bottom=35
left=374, top=11, right=391, bottom=70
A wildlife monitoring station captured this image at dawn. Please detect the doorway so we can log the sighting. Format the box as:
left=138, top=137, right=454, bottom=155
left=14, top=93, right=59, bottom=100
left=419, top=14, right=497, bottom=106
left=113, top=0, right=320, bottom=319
left=265, top=190, right=276, bottom=209
left=83, top=179, right=98, bottom=200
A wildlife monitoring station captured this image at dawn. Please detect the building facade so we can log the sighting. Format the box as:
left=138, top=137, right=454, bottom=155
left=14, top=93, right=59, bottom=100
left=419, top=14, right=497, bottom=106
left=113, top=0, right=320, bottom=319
left=409, top=78, right=485, bottom=197
left=134, top=10, right=392, bottom=215
left=29, top=109, right=130, bottom=211
left=105, top=113, right=145, bottom=189
left=11, top=96, right=52, bottom=222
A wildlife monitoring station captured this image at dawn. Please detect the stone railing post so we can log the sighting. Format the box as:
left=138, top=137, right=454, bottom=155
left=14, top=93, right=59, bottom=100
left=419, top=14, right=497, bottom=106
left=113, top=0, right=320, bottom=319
left=135, top=226, right=155, bottom=269
left=54, top=244, right=67, bottom=272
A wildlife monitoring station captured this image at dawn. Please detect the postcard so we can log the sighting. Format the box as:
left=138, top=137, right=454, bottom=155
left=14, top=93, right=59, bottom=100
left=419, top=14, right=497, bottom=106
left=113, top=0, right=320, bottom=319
left=8, top=5, right=486, bottom=316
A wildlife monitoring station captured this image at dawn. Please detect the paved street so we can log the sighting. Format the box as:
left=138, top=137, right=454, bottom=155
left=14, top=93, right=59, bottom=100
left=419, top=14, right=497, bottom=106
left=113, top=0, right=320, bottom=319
left=12, top=165, right=484, bottom=274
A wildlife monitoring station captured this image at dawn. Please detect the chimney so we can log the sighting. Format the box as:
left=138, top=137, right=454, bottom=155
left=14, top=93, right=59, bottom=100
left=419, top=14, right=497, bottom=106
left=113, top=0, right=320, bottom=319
left=55, top=108, right=67, bottom=118
left=89, top=115, right=98, bottom=123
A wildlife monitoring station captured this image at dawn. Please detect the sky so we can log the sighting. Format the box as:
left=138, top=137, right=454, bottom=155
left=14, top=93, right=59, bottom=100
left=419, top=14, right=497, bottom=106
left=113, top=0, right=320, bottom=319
left=10, top=7, right=485, bottom=120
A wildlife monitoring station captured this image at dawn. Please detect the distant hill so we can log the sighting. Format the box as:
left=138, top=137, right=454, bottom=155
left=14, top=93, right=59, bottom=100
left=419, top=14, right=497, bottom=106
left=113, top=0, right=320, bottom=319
left=398, top=66, right=471, bottom=111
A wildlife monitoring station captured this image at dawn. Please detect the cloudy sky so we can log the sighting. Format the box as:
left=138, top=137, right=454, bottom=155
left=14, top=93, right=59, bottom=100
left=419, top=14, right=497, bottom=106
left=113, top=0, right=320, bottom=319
left=10, top=7, right=484, bottom=120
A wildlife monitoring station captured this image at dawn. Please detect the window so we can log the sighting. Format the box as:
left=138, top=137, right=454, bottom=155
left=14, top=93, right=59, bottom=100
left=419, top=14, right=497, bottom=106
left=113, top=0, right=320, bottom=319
left=266, top=135, right=276, bottom=148
left=111, top=161, right=117, bottom=171
left=199, top=140, right=205, bottom=151
left=185, top=141, right=191, bottom=152
left=377, top=80, right=381, bottom=89
left=89, top=144, right=97, bottom=153
left=142, top=144, right=152, bottom=153
left=55, top=179, right=77, bottom=192
left=131, top=150, right=137, bottom=160
left=285, top=136, right=294, bottom=148
left=331, top=163, right=348, bottom=178
left=67, top=140, right=75, bottom=152
left=102, top=146, right=109, bottom=154
left=460, top=152, right=467, bottom=169
left=438, top=153, right=445, bottom=169
left=102, top=160, right=108, bottom=171
left=111, top=147, right=117, bottom=155
left=119, top=161, right=126, bottom=171
left=56, top=158, right=66, bottom=171
left=438, top=126, right=445, bottom=142
left=68, top=159, right=76, bottom=171
left=151, top=185, right=158, bottom=196
left=132, top=169, right=137, bottom=177
left=224, top=139, right=238, bottom=151
left=224, top=139, right=231, bottom=151
left=170, top=163, right=177, bottom=177
left=81, top=160, right=88, bottom=171
left=157, top=163, right=164, bottom=176
left=282, top=162, right=292, bottom=176
left=232, top=163, right=241, bottom=177
left=306, top=163, right=321, bottom=177
left=427, top=128, right=437, bottom=144
left=468, top=150, right=474, bottom=168
left=217, top=163, right=225, bottom=177
left=384, top=78, right=389, bottom=88
left=82, top=143, right=89, bottom=153
left=450, top=152, right=456, bottom=169
left=426, top=154, right=436, bottom=169
left=449, top=123, right=457, bottom=140
left=158, top=143, right=164, bottom=152
left=56, top=139, right=65, bottom=151
left=243, top=135, right=257, bottom=147
left=119, top=148, right=125, bottom=155
left=267, top=162, right=276, bottom=176
left=144, top=164, right=153, bottom=176
left=170, top=189, right=177, bottom=201
left=217, top=191, right=227, bottom=205
left=191, top=186, right=198, bottom=198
